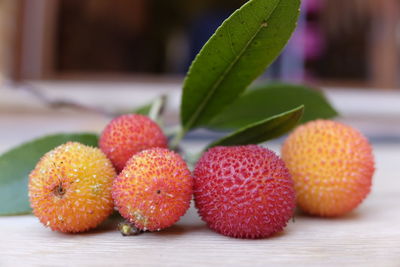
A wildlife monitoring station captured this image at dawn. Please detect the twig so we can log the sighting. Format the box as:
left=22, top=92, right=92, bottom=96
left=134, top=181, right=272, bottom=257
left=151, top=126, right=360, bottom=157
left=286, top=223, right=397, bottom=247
left=10, top=81, right=114, bottom=117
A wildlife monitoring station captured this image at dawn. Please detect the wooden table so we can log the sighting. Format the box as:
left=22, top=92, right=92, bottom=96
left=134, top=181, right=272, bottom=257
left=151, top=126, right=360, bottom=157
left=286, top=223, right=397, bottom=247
left=0, top=141, right=399, bottom=265
left=0, top=86, right=399, bottom=266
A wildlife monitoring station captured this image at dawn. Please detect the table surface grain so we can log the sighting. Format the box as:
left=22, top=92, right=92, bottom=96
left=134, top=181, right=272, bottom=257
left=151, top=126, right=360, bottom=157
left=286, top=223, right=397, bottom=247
left=0, top=109, right=399, bottom=266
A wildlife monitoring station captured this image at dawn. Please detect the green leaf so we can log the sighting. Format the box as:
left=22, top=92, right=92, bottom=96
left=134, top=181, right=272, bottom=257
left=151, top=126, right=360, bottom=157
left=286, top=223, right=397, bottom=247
left=180, top=0, right=300, bottom=131
left=132, top=95, right=167, bottom=120
left=0, top=133, right=99, bottom=216
left=133, top=103, right=152, bottom=116
left=208, top=105, right=304, bottom=148
left=207, top=83, right=339, bottom=130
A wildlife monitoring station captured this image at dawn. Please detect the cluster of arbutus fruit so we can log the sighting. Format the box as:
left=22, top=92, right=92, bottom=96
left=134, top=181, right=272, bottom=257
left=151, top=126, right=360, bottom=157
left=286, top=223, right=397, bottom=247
left=29, top=114, right=374, bottom=239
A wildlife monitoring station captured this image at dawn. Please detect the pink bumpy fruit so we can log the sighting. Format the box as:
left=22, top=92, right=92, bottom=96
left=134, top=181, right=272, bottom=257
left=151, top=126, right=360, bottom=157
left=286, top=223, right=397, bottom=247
left=193, top=145, right=295, bottom=239
left=112, top=148, right=193, bottom=231
left=99, top=114, right=168, bottom=172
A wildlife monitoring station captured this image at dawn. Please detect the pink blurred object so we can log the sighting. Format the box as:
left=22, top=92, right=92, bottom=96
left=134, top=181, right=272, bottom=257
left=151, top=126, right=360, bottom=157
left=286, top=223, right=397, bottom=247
left=306, top=0, right=324, bottom=13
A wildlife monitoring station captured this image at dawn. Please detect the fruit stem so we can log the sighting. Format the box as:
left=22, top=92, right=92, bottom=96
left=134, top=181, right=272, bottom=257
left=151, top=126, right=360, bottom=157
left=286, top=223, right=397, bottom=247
left=169, top=127, right=187, bottom=151
left=118, top=221, right=142, bottom=236
left=148, top=95, right=167, bottom=122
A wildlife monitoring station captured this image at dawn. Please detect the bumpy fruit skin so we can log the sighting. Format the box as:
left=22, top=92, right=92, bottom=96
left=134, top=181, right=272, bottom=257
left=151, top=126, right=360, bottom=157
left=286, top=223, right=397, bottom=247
left=29, top=142, right=117, bottom=233
left=281, top=120, right=374, bottom=217
left=193, top=145, right=295, bottom=239
left=112, top=148, right=192, bottom=231
left=99, top=114, right=168, bottom=172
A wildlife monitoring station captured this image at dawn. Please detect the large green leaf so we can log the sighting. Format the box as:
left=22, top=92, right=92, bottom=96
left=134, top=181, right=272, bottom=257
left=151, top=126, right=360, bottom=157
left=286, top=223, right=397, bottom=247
left=207, top=83, right=339, bottom=130
left=180, top=0, right=300, bottom=131
left=208, top=105, right=304, bottom=148
left=0, top=133, right=99, bottom=216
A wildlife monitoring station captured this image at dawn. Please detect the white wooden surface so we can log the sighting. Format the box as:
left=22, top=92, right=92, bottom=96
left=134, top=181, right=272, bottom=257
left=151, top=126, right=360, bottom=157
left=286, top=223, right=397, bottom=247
left=0, top=86, right=399, bottom=266
left=0, top=144, right=399, bottom=266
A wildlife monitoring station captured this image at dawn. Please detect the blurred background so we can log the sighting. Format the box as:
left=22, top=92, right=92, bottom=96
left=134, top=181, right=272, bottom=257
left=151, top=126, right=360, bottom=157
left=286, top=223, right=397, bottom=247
left=0, top=0, right=399, bottom=151
left=0, top=0, right=399, bottom=87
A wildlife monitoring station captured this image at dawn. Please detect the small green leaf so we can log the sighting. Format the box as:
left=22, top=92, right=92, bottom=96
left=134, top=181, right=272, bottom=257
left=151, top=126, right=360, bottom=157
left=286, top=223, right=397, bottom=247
left=132, top=95, right=167, bottom=120
left=180, top=0, right=300, bottom=131
left=0, top=133, right=99, bottom=216
left=207, top=83, right=338, bottom=130
left=133, top=104, right=152, bottom=116
left=208, top=106, right=304, bottom=148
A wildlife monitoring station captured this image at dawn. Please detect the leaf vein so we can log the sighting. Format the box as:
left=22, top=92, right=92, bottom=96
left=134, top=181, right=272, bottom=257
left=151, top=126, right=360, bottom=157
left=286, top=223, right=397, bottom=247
left=226, top=25, right=237, bottom=56
left=184, top=0, right=282, bottom=130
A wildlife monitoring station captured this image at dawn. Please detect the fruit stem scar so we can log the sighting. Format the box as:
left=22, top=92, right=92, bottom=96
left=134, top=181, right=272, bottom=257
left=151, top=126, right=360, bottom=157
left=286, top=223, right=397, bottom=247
left=156, top=190, right=161, bottom=194
left=53, top=183, right=66, bottom=198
